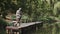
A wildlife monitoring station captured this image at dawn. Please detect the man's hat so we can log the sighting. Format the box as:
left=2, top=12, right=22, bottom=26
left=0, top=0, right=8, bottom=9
left=19, top=8, right=21, bottom=10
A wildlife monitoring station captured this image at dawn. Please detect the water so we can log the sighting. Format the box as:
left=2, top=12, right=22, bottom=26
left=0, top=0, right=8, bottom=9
left=31, top=23, right=60, bottom=34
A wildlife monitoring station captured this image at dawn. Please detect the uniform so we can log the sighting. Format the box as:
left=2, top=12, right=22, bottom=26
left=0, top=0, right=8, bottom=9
left=16, top=8, right=22, bottom=23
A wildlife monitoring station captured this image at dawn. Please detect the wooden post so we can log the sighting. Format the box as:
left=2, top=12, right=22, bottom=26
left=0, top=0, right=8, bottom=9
left=6, top=29, right=10, bottom=34
left=10, top=29, right=13, bottom=34
left=19, top=29, right=21, bottom=34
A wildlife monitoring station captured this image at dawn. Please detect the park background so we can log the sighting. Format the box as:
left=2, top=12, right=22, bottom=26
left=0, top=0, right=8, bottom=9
left=0, top=0, right=60, bottom=34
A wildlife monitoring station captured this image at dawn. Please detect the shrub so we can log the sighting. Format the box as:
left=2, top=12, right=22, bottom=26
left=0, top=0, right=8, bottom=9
left=0, top=19, right=7, bottom=30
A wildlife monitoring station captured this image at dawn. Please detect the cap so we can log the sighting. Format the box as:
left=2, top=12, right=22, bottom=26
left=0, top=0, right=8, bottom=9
left=19, top=8, right=21, bottom=10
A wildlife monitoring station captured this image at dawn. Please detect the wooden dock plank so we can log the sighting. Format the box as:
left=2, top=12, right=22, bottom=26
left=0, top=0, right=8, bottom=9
left=6, top=22, right=42, bottom=34
left=6, top=22, right=41, bottom=29
left=6, top=22, right=42, bottom=29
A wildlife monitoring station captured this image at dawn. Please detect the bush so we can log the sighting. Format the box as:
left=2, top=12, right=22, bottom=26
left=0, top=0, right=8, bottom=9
left=0, top=19, right=7, bottom=30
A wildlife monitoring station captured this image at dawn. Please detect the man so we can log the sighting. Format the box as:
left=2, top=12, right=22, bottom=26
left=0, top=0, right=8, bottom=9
left=16, top=8, right=22, bottom=26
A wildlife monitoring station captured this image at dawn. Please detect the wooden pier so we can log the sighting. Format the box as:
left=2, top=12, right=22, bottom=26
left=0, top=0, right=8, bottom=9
left=6, top=22, right=43, bottom=34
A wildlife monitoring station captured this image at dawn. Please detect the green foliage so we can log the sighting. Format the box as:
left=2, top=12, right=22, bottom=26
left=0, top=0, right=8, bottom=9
left=0, top=19, right=7, bottom=34
left=0, top=0, right=60, bottom=34
left=0, top=30, right=7, bottom=34
left=53, top=2, right=60, bottom=17
left=0, top=0, right=60, bottom=23
left=0, top=19, right=7, bottom=30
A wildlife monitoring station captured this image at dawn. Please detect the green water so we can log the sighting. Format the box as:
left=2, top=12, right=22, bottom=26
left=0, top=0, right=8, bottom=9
left=31, top=23, right=60, bottom=34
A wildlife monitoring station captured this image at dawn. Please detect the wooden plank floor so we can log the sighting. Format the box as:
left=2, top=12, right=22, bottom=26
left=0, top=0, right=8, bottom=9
left=6, top=22, right=42, bottom=34
left=6, top=22, right=42, bottom=29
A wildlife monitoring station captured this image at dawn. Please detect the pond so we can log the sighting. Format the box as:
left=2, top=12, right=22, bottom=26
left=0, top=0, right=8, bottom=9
left=30, top=23, right=60, bottom=34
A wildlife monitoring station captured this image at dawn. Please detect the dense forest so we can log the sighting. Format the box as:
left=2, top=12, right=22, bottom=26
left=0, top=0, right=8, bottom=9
left=0, top=0, right=60, bottom=22
left=0, top=0, right=60, bottom=34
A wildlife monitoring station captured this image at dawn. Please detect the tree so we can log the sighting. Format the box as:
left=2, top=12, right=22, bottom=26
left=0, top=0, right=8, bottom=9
left=0, top=0, right=18, bottom=19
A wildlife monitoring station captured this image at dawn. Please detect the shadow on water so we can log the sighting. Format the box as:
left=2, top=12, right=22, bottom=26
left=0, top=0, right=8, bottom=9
left=30, top=22, right=60, bottom=34
left=20, top=21, right=60, bottom=34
